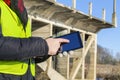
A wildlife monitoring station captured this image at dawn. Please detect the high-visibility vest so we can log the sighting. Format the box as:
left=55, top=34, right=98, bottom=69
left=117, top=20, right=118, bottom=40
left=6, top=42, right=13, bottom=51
left=0, top=0, right=35, bottom=76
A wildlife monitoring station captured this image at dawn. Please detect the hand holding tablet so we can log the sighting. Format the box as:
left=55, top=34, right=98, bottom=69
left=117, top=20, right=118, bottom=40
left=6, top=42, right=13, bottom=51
left=57, top=31, right=83, bottom=53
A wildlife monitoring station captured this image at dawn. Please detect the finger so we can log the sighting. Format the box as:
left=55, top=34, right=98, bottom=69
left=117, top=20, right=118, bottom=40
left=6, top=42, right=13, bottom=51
left=57, top=38, right=70, bottom=43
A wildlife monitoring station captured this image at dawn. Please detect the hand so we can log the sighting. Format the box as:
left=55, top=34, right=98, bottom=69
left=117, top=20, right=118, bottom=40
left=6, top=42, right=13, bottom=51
left=46, top=38, right=69, bottom=55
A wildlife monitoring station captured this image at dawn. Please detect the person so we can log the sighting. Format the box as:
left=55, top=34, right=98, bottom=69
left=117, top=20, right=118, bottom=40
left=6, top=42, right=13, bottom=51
left=0, top=0, right=69, bottom=80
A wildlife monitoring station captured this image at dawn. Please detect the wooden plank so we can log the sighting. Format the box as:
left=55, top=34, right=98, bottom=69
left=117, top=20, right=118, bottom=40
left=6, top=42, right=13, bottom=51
left=70, top=36, right=94, bottom=80
left=67, top=29, right=70, bottom=79
left=37, top=61, right=67, bottom=80
left=81, top=33, right=85, bottom=80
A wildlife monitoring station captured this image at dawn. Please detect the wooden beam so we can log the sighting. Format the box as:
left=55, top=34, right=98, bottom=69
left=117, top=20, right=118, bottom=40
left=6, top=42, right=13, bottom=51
left=86, top=35, right=97, bottom=80
left=81, top=33, right=85, bottom=80
left=70, top=35, right=94, bottom=80
left=67, top=29, right=70, bottom=79
left=47, top=24, right=53, bottom=69
left=37, top=61, right=67, bottom=80
left=29, top=15, right=95, bottom=35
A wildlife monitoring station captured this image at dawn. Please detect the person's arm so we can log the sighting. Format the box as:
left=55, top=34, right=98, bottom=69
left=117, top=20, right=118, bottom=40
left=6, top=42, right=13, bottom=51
left=35, top=38, right=70, bottom=63
left=0, top=36, right=49, bottom=61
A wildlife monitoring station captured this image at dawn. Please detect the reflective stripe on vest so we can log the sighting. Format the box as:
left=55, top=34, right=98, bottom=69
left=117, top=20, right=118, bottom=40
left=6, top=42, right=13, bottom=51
left=0, top=1, right=35, bottom=76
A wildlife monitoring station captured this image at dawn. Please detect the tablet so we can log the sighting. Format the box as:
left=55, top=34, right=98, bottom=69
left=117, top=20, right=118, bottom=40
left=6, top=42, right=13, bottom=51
left=57, top=31, right=83, bottom=52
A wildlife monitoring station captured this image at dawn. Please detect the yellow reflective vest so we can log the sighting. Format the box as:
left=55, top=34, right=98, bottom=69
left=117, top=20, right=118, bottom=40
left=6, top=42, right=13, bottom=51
left=0, top=0, right=35, bottom=76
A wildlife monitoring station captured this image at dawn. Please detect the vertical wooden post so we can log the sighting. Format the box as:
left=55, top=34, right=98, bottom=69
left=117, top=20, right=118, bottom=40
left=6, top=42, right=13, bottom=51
left=56, top=29, right=69, bottom=78
left=86, top=35, right=97, bottom=80
left=72, top=0, right=76, bottom=13
left=48, top=24, right=53, bottom=69
left=89, top=2, right=92, bottom=18
left=102, top=8, right=106, bottom=22
left=81, top=33, right=85, bottom=80
left=112, top=0, right=117, bottom=27
left=67, top=29, right=70, bottom=80
left=72, top=0, right=76, bottom=9
left=92, top=35, right=97, bottom=80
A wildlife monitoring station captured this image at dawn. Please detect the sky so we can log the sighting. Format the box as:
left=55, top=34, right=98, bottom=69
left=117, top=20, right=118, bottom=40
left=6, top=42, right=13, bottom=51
left=56, top=0, right=120, bottom=56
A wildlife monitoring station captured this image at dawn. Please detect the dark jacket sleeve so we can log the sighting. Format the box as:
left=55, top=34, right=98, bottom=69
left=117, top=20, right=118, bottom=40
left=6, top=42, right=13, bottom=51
left=35, top=55, right=51, bottom=63
left=0, top=36, right=49, bottom=61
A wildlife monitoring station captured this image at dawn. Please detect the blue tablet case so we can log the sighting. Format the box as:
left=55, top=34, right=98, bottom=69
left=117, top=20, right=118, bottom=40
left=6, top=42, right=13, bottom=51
left=57, top=31, right=83, bottom=52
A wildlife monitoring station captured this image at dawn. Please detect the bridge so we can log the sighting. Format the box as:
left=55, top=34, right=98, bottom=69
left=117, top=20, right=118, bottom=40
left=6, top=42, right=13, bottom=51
left=24, top=0, right=117, bottom=80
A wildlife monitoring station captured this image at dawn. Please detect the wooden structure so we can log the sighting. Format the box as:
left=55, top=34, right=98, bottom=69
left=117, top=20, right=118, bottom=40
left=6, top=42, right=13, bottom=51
left=24, top=0, right=117, bottom=80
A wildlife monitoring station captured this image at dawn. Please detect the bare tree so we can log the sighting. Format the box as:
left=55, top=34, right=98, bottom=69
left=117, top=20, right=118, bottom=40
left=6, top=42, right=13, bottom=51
left=97, top=45, right=114, bottom=64
left=115, top=52, right=120, bottom=63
